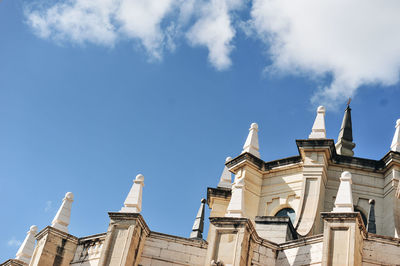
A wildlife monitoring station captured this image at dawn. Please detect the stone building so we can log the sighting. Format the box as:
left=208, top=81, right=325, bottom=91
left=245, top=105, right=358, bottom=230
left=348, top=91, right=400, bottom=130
left=2, top=104, right=400, bottom=266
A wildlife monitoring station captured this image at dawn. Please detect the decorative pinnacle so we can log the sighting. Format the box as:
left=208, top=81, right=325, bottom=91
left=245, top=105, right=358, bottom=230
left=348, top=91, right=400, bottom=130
left=217, top=157, right=233, bottom=189
left=332, top=171, right=354, bottom=213
left=15, top=225, right=37, bottom=264
left=190, top=198, right=206, bottom=239
left=309, top=105, right=327, bottom=139
left=120, top=174, right=144, bottom=213
left=51, top=192, right=74, bottom=233
left=242, top=122, right=260, bottom=158
left=367, top=199, right=376, bottom=233
left=390, top=119, right=400, bottom=152
left=335, top=103, right=356, bottom=156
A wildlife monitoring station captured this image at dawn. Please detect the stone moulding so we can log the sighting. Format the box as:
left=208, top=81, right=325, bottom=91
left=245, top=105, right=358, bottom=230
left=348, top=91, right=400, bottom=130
left=207, top=187, right=231, bottom=206
left=77, top=232, right=106, bottom=243
left=35, top=226, right=79, bottom=244
left=225, top=140, right=400, bottom=174
left=107, top=212, right=151, bottom=236
left=0, top=259, right=26, bottom=266
left=321, top=212, right=367, bottom=238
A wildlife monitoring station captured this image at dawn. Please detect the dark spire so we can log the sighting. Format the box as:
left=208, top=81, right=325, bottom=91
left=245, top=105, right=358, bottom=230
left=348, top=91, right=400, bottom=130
left=366, top=199, right=376, bottom=234
left=190, top=198, right=206, bottom=239
left=335, top=99, right=356, bottom=156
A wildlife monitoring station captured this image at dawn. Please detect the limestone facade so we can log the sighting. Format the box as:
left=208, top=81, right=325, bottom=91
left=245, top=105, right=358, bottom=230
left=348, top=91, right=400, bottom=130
left=2, top=106, right=400, bottom=265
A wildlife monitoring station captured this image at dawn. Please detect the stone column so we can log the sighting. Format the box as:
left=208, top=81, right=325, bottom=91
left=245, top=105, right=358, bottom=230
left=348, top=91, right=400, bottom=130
left=321, top=212, right=364, bottom=266
left=98, top=213, right=150, bottom=266
left=29, top=226, right=78, bottom=266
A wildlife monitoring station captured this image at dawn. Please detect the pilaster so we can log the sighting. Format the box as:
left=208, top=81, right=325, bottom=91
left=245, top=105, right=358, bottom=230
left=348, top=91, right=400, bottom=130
left=98, top=212, right=150, bottom=266
left=295, top=140, right=330, bottom=236
left=321, top=212, right=364, bottom=266
left=205, top=217, right=256, bottom=265
left=29, top=226, right=78, bottom=266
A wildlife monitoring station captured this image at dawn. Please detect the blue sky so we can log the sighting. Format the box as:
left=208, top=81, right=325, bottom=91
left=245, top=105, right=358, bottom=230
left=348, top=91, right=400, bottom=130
left=1, top=0, right=400, bottom=261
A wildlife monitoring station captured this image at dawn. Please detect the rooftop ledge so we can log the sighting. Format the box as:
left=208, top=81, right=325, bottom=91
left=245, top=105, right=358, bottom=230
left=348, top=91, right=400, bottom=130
left=225, top=139, right=400, bottom=173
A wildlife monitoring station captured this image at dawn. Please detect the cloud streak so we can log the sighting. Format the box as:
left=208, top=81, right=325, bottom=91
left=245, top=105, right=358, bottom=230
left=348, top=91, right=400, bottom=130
left=7, top=237, right=21, bottom=247
left=25, top=0, right=400, bottom=107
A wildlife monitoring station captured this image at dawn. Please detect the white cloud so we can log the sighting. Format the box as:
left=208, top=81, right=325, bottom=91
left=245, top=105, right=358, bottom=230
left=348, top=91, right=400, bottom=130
left=187, top=0, right=243, bottom=70
left=116, top=0, right=175, bottom=59
left=26, top=0, right=177, bottom=59
left=7, top=237, right=21, bottom=247
left=250, top=0, right=400, bottom=108
left=25, top=0, right=400, bottom=103
left=27, top=0, right=118, bottom=46
left=25, top=0, right=244, bottom=69
left=44, top=200, right=52, bottom=212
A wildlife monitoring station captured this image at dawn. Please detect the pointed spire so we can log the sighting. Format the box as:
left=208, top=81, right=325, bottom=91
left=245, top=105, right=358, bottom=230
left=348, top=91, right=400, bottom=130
left=309, top=106, right=326, bottom=139
left=366, top=199, right=376, bottom=233
left=120, top=174, right=144, bottom=213
left=390, top=119, right=400, bottom=152
left=335, top=102, right=356, bottom=156
left=51, top=192, right=74, bottom=233
left=225, top=176, right=245, bottom=217
left=242, top=122, right=260, bottom=158
left=15, top=225, right=37, bottom=264
left=217, top=157, right=233, bottom=189
left=190, top=198, right=206, bottom=239
left=332, top=171, right=354, bottom=213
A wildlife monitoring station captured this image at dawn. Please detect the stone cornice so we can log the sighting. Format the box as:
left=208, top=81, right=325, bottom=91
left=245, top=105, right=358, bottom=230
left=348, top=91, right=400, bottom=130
left=78, top=232, right=106, bottom=243
left=35, top=226, right=78, bottom=243
left=108, top=212, right=150, bottom=236
left=0, top=259, right=26, bottom=266
left=226, top=152, right=301, bottom=173
left=207, top=187, right=231, bottom=206
left=226, top=140, right=399, bottom=174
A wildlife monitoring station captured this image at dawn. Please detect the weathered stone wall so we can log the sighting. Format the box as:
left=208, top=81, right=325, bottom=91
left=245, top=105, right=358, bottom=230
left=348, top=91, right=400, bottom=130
left=251, top=242, right=277, bottom=266
left=362, top=235, right=400, bottom=265
left=276, top=235, right=323, bottom=266
left=139, top=232, right=207, bottom=266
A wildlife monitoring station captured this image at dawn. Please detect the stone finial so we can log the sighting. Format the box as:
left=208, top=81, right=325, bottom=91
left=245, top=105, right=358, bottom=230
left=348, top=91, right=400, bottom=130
left=217, top=157, right=233, bottom=189
left=367, top=199, right=376, bottom=234
left=335, top=104, right=356, bottom=156
left=242, top=123, right=260, bottom=158
left=120, top=174, right=144, bottom=213
left=309, top=106, right=327, bottom=139
left=15, top=225, right=37, bottom=264
left=332, top=171, right=354, bottom=213
left=390, top=119, right=400, bottom=152
left=225, top=176, right=245, bottom=217
left=190, top=198, right=206, bottom=239
left=51, top=192, right=74, bottom=233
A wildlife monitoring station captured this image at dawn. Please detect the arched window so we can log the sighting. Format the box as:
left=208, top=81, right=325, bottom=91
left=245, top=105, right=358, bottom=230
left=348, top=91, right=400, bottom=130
left=275, top=208, right=296, bottom=224
left=354, top=207, right=367, bottom=226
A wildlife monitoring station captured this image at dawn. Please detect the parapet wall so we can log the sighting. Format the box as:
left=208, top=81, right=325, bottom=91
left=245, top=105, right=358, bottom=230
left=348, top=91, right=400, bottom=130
left=139, top=232, right=208, bottom=266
